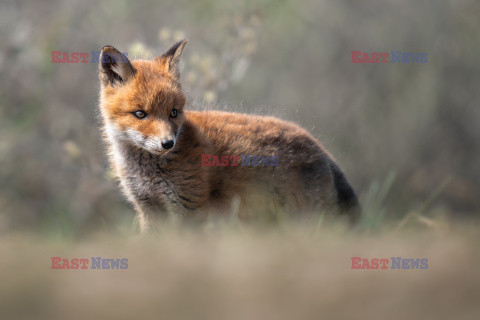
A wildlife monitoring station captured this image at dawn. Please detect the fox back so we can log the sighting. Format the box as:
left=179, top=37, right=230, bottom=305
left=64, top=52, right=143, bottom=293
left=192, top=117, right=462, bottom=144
left=98, top=40, right=359, bottom=231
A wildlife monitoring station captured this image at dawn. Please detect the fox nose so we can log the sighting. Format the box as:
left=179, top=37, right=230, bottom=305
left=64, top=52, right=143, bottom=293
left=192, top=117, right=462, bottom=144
left=161, top=139, right=175, bottom=150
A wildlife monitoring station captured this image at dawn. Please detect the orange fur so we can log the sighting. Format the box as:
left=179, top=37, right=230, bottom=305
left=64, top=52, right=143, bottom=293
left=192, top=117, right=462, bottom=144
left=98, top=40, right=359, bottom=232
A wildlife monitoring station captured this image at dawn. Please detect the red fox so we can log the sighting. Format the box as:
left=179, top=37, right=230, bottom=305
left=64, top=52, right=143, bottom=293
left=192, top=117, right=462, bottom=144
left=98, top=40, right=359, bottom=232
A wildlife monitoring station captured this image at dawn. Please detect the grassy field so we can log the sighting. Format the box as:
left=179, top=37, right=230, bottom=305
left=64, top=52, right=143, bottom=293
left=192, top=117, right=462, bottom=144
left=1, top=216, right=479, bottom=320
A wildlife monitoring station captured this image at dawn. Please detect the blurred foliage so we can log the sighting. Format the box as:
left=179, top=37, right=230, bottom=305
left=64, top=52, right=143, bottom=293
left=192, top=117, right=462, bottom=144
left=0, top=0, right=479, bottom=236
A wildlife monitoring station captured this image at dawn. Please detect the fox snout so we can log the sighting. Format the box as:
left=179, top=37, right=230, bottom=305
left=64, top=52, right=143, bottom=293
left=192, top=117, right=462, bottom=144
left=161, top=139, right=175, bottom=149
left=123, top=126, right=177, bottom=154
left=144, top=136, right=176, bottom=153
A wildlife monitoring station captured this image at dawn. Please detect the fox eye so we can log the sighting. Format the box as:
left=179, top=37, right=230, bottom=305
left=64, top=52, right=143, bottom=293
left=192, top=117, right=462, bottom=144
left=170, top=108, right=178, bottom=118
left=133, top=110, right=147, bottom=119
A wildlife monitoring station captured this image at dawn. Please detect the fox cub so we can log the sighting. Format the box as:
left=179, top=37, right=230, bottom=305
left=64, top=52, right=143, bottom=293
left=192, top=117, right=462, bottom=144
left=98, top=40, right=359, bottom=232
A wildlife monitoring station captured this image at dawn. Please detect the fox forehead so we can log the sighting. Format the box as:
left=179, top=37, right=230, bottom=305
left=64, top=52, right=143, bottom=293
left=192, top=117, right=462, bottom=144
left=130, top=59, right=175, bottom=83
left=103, top=60, right=186, bottom=116
left=128, top=60, right=185, bottom=110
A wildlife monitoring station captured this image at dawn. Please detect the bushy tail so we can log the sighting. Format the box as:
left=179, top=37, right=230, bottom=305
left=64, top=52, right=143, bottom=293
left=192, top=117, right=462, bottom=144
left=330, top=161, right=361, bottom=224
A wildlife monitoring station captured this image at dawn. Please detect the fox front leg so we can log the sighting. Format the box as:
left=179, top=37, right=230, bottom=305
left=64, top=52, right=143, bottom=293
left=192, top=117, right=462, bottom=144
left=133, top=203, right=172, bottom=233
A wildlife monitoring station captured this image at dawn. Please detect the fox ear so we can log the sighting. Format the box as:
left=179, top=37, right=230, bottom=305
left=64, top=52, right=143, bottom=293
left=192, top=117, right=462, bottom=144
left=156, top=39, right=187, bottom=78
left=99, top=45, right=135, bottom=86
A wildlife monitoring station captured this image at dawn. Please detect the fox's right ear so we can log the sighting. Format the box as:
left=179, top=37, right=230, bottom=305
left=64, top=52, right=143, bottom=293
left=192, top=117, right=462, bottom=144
left=99, top=45, right=135, bottom=86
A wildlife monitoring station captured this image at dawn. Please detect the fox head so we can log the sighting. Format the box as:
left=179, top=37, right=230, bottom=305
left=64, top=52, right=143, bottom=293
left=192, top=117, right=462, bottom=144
left=99, top=40, right=188, bottom=154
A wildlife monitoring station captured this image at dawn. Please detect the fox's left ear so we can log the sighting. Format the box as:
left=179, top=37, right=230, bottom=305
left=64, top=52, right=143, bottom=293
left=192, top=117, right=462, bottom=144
left=99, top=45, right=135, bottom=86
left=156, top=39, right=187, bottom=79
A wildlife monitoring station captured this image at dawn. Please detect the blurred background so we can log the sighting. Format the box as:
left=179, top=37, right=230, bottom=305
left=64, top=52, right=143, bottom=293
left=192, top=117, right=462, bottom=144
left=0, top=0, right=479, bottom=236
left=2, top=2, right=480, bottom=319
